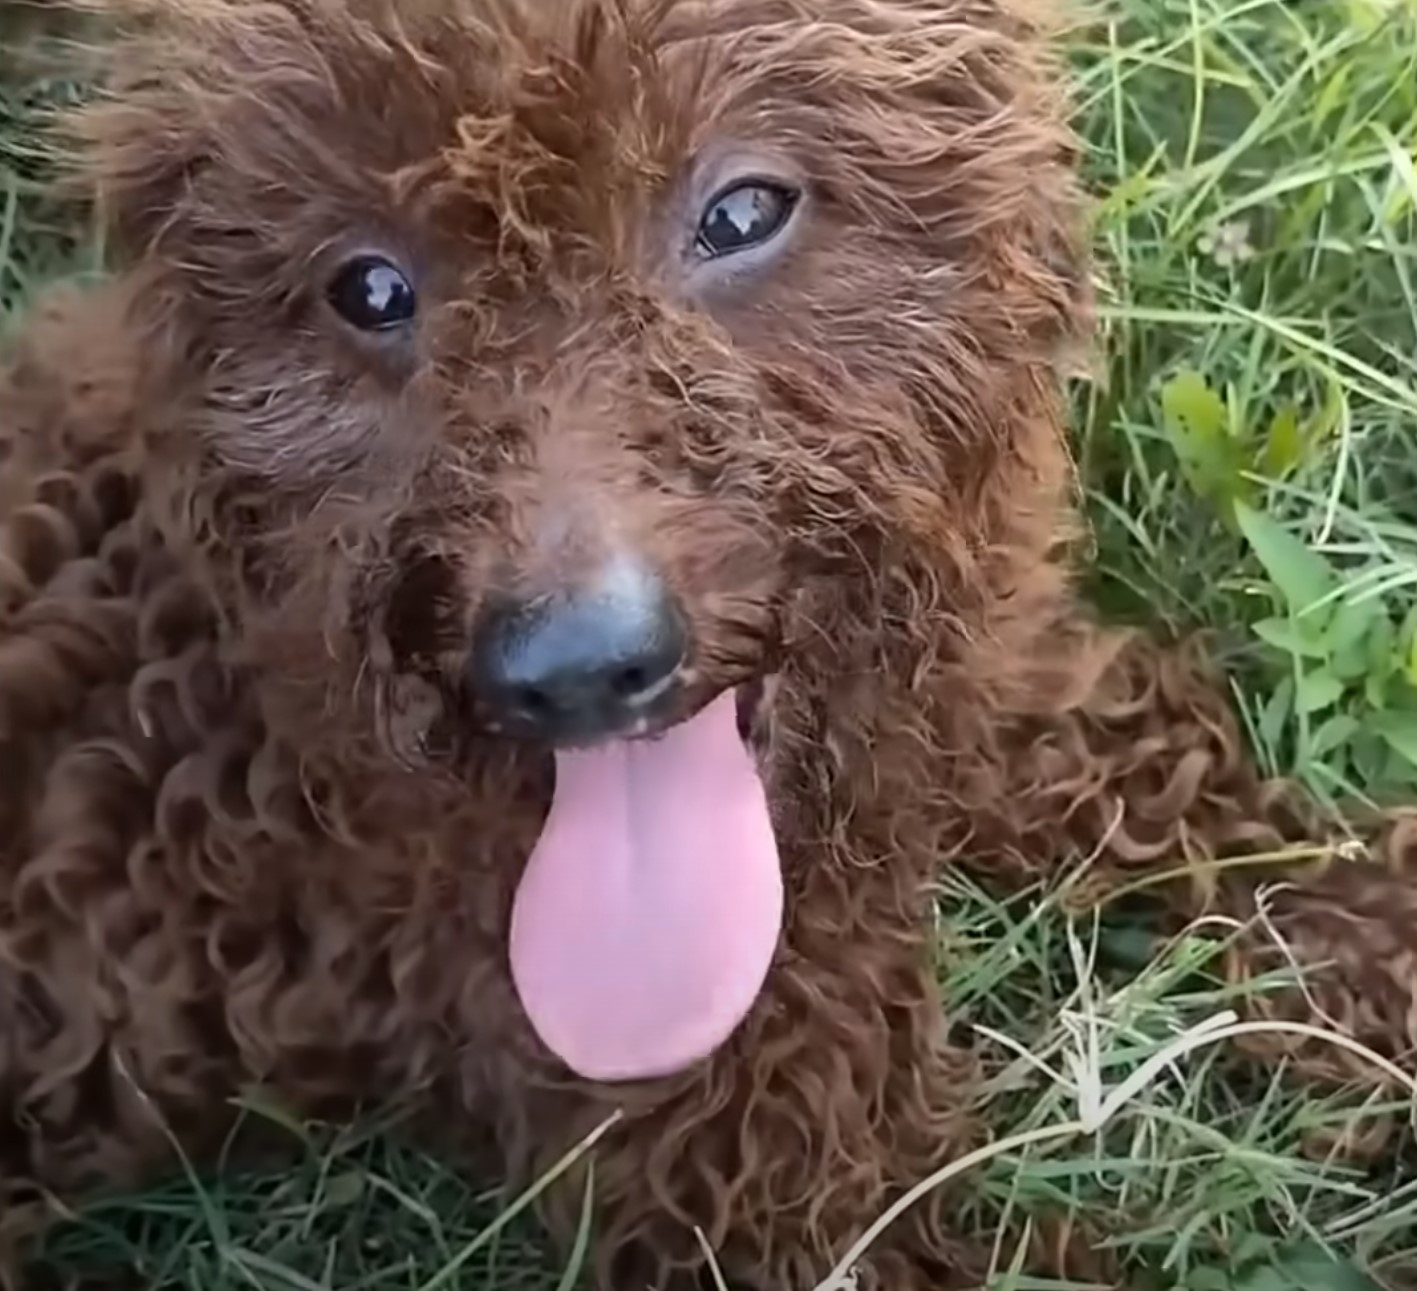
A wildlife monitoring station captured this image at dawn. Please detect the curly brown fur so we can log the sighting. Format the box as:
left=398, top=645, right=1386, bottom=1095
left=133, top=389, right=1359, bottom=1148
left=1, top=1, right=1414, bottom=1288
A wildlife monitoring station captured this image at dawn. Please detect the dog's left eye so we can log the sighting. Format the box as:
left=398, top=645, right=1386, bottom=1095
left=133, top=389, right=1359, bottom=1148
left=696, top=181, right=799, bottom=259
left=327, top=255, right=418, bottom=332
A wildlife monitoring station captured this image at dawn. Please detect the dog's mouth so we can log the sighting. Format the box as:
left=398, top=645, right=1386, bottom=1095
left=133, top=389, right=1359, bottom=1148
left=734, top=674, right=772, bottom=745
left=599, top=672, right=772, bottom=748
left=506, top=671, right=785, bottom=1086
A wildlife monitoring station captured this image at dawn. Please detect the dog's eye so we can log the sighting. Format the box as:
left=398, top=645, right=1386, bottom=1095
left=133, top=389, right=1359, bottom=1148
left=696, top=181, right=799, bottom=259
left=327, top=255, right=417, bottom=332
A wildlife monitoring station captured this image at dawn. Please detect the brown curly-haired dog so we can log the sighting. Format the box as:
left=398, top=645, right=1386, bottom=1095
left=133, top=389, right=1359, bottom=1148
left=3, top=0, right=1416, bottom=1287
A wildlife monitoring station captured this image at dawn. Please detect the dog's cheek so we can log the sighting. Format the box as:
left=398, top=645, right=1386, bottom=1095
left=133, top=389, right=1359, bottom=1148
left=343, top=545, right=475, bottom=764
left=198, top=349, right=411, bottom=485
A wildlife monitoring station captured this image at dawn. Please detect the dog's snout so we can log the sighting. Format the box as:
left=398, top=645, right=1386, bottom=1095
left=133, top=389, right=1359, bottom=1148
left=470, top=562, right=688, bottom=742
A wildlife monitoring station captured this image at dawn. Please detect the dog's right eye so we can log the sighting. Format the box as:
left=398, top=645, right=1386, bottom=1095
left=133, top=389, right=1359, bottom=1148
left=695, top=180, right=799, bottom=260
left=327, top=255, right=417, bottom=332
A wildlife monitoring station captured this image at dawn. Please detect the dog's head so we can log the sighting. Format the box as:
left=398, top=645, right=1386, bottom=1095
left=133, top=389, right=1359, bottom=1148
left=76, top=0, right=1087, bottom=1079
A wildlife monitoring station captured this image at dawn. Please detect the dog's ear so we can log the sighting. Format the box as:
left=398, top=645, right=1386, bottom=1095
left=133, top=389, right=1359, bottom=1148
left=62, top=0, right=340, bottom=259
left=65, top=47, right=201, bottom=259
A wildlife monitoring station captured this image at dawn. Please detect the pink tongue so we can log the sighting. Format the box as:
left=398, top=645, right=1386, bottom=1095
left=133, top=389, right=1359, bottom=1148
left=509, top=689, right=783, bottom=1082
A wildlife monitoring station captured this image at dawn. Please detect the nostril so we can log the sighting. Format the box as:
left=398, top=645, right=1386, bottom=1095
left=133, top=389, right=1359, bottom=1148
left=612, top=664, right=649, bottom=698
left=510, top=683, right=552, bottom=716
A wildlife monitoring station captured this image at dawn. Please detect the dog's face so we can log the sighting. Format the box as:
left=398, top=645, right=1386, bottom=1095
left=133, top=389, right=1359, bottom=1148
left=83, top=0, right=1084, bottom=1078
left=89, top=0, right=1081, bottom=756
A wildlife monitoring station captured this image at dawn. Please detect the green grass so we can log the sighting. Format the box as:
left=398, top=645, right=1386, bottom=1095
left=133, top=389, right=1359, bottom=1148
left=6, top=0, right=1417, bottom=1288
left=0, top=11, right=101, bottom=321
left=1072, top=0, right=1417, bottom=813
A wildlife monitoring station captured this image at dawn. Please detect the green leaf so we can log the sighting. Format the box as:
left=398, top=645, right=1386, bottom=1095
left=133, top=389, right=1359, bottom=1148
left=1325, top=596, right=1379, bottom=653
left=1260, top=402, right=1305, bottom=475
left=1382, top=748, right=1417, bottom=790
left=1220, top=1238, right=1382, bottom=1291
left=1367, top=610, right=1397, bottom=679
left=1101, top=159, right=1160, bottom=217
left=1236, top=1269, right=1294, bottom=1291
left=1329, top=647, right=1373, bottom=684
left=321, top=1169, right=365, bottom=1207
left=1162, top=368, right=1240, bottom=499
left=1234, top=501, right=1337, bottom=618
left=1313, top=62, right=1352, bottom=129
left=1345, top=0, right=1385, bottom=31
left=1101, top=923, right=1159, bottom=970
left=1312, top=713, right=1359, bottom=757
left=1353, top=728, right=1389, bottom=785
left=1297, top=670, right=1345, bottom=714
left=1233, top=1233, right=1281, bottom=1267
left=1187, top=1269, right=1235, bottom=1291
left=1376, top=124, right=1417, bottom=226
left=1372, top=709, right=1417, bottom=769
left=1270, top=1241, right=1382, bottom=1291
left=226, top=1085, right=311, bottom=1144
left=1326, top=597, right=1383, bottom=679
left=1304, top=377, right=1345, bottom=450
left=1163, top=368, right=1228, bottom=439
left=1260, top=675, right=1295, bottom=752
left=1253, top=616, right=1328, bottom=659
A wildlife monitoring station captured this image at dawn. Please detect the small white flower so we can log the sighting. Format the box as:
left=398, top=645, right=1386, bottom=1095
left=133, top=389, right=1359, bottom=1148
left=1198, top=218, right=1256, bottom=267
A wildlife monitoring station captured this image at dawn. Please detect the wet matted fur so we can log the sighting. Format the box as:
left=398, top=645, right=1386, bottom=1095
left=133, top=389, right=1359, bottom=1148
left=2, top=0, right=1415, bottom=1287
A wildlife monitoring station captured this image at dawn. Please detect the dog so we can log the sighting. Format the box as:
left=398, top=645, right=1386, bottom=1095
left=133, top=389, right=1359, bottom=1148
left=3, top=0, right=1415, bottom=1286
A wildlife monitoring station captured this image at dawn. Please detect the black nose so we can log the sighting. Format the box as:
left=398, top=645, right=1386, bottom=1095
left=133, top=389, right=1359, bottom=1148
left=470, top=564, right=688, bottom=742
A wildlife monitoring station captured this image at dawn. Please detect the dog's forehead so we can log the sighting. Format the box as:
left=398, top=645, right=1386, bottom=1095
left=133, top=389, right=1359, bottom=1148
left=384, top=0, right=987, bottom=250
left=418, top=0, right=808, bottom=169
left=339, top=0, right=857, bottom=259
left=95, top=0, right=1062, bottom=306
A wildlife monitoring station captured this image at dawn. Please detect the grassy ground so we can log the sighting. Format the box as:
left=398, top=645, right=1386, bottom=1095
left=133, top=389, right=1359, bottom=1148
left=5, top=0, right=1417, bottom=1287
